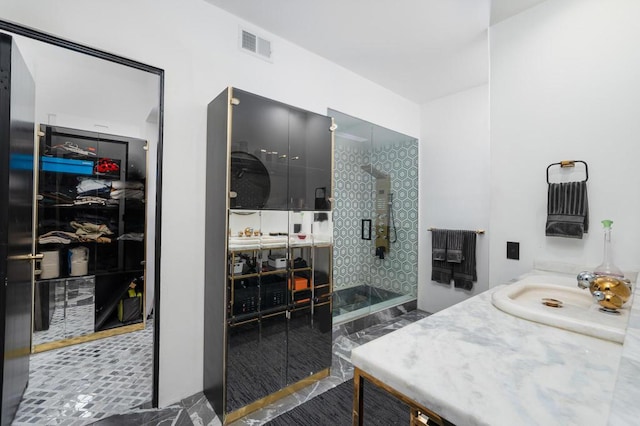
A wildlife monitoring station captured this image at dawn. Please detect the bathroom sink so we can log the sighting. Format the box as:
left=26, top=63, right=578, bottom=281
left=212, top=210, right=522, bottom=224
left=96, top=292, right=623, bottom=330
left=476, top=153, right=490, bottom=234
left=492, top=274, right=630, bottom=343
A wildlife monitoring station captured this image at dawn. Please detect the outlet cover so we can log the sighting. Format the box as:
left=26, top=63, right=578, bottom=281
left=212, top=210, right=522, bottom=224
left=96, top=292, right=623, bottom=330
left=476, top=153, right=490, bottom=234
left=507, top=241, right=520, bottom=260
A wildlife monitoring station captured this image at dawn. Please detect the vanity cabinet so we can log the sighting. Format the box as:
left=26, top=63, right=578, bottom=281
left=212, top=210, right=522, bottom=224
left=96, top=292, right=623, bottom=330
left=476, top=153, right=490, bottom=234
left=204, top=88, right=334, bottom=423
left=33, top=125, right=147, bottom=350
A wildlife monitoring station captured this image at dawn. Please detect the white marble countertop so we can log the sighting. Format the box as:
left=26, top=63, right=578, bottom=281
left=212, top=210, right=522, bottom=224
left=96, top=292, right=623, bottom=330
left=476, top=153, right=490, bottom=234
left=351, top=270, right=638, bottom=426
left=607, top=283, right=640, bottom=426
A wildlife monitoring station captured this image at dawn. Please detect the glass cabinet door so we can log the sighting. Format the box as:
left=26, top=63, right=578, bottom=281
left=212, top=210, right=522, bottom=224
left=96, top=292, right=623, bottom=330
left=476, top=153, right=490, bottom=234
left=288, top=109, right=332, bottom=211
left=230, top=89, right=332, bottom=211
left=226, top=210, right=290, bottom=413
left=225, top=314, right=287, bottom=413
left=230, top=89, right=289, bottom=210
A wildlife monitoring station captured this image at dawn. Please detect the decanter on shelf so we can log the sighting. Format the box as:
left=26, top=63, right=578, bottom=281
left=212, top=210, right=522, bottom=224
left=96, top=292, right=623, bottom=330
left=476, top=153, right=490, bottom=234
left=577, top=220, right=631, bottom=313
left=593, top=219, right=624, bottom=278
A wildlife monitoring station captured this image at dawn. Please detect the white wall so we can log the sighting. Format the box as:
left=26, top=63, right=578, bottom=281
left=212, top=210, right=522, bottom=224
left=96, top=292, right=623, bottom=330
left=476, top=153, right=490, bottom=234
left=490, top=0, right=640, bottom=286
left=0, top=0, right=420, bottom=406
left=11, top=34, right=159, bottom=138
left=418, top=85, right=490, bottom=313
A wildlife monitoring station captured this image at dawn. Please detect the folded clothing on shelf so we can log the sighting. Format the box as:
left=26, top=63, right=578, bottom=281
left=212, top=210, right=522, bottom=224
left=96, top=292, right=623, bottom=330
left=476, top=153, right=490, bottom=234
left=70, top=221, right=114, bottom=236
left=117, top=233, right=144, bottom=242
left=110, top=188, right=144, bottom=200
left=76, top=178, right=112, bottom=194
left=111, top=180, right=144, bottom=190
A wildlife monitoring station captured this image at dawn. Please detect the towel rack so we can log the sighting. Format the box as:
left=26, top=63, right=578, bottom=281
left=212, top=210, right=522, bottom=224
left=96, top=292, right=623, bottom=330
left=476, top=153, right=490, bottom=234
left=546, top=160, right=588, bottom=183
left=428, top=227, right=485, bottom=235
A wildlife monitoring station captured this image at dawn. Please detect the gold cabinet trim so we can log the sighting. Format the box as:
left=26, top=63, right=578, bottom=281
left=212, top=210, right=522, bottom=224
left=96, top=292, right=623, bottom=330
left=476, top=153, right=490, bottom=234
left=33, top=323, right=145, bottom=353
left=224, top=368, right=330, bottom=425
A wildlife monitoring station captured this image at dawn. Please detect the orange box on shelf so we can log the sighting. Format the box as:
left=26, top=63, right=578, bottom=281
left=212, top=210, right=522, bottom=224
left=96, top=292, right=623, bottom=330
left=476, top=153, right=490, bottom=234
left=289, top=276, right=310, bottom=303
left=289, top=276, right=309, bottom=290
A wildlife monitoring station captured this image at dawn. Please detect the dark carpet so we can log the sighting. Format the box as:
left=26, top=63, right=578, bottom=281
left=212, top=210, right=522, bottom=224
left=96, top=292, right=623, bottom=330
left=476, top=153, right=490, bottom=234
left=265, top=379, right=410, bottom=425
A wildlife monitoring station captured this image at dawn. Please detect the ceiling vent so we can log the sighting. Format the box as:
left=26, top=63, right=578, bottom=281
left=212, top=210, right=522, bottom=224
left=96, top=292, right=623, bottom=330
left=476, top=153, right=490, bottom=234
left=240, top=28, right=272, bottom=61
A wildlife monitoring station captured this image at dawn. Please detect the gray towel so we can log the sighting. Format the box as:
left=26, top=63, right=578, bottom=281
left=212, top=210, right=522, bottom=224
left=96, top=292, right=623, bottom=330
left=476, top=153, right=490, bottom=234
left=546, top=181, right=589, bottom=238
left=452, top=231, right=477, bottom=291
left=446, top=230, right=464, bottom=263
left=431, top=229, right=451, bottom=285
left=432, top=229, right=446, bottom=261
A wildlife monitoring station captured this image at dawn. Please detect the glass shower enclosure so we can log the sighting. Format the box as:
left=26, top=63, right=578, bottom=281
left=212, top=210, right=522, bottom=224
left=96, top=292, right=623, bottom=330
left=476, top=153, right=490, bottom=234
left=329, top=109, right=418, bottom=324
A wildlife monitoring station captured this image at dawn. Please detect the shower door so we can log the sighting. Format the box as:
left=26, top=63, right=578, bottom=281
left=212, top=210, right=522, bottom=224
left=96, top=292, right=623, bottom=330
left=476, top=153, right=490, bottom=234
left=330, top=109, right=418, bottom=323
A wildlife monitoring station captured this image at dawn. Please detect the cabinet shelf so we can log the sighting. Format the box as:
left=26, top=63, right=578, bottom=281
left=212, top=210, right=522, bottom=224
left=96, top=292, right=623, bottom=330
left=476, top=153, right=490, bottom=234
left=261, top=308, right=287, bottom=319
left=229, top=312, right=260, bottom=325
left=39, top=170, right=121, bottom=179
left=228, top=272, right=259, bottom=279
left=228, top=306, right=289, bottom=327
left=39, top=240, right=117, bottom=245
left=226, top=243, right=331, bottom=323
left=260, top=268, right=287, bottom=276
left=311, top=243, right=332, bottom=248
left=38, top=203, right=120, bottom=209
left=99, top=317, right=143, bottom=331
left=228, top=247, right=260, bottom=254
left=38, top=238, right=133, bottom=248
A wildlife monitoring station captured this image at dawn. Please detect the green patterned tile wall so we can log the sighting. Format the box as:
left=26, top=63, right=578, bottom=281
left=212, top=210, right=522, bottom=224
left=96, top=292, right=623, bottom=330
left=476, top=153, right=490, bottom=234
left=333, top=138, right=418, bottom=297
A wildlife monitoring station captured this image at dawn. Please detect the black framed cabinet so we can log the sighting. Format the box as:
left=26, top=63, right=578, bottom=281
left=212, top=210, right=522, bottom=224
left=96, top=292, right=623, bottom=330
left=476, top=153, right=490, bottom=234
left=33, top=125, right=147, bottom=351
left=204, top=88, right=334, bottom=423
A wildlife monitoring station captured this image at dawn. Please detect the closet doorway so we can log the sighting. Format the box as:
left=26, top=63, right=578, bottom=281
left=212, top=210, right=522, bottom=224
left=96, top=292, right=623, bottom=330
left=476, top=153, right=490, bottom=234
left=0, top=21, right=163, bottom=425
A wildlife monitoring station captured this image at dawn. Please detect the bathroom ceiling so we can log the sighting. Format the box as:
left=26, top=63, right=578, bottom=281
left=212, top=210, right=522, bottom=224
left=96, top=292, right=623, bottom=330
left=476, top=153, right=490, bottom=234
left=206, top=0, right=547, bottom=104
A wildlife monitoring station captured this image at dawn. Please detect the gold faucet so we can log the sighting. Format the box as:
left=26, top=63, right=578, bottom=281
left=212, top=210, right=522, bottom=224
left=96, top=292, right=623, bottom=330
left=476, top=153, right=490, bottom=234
left=577, top=271, right=632, bottom=312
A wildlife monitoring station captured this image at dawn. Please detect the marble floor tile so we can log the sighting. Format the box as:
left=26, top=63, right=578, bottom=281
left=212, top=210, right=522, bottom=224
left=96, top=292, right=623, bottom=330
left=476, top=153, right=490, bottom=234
left=90, top=407, right=185, bottom=426
left=14, top=307, right=427, bottom=426
left=228, top=309, right=429, bottom=425
left=13, top=322, right=154, bottom=426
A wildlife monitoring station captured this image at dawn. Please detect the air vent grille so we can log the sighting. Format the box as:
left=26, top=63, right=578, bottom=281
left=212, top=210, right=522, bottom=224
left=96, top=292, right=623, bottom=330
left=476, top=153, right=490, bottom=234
left=239, top=28, right=272, bottom=61
left=257, top=38, right=271, bottom=58
left=241, top=30, right=257, bottom=52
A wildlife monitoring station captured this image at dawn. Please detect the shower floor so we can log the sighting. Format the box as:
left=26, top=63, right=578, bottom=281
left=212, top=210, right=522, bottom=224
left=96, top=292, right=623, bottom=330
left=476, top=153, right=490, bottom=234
left=332, top=284, right=408, bottom=319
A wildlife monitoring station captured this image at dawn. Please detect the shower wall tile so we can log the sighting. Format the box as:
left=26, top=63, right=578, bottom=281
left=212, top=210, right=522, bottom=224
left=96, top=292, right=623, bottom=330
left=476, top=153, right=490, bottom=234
left=333, top=142, right=371, bottom=289
left=333, top=139, right=418, bottom=297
